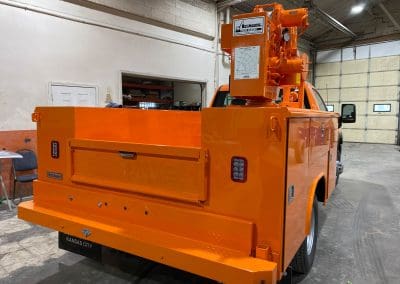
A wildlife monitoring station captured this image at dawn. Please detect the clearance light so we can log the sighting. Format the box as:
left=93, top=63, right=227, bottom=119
left=231, top=157, right=247, bottom=182
left=351, top=4, right=365, bottom=15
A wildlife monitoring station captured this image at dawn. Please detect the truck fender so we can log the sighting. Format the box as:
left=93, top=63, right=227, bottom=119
left=305, top=173, right=324, bottom=235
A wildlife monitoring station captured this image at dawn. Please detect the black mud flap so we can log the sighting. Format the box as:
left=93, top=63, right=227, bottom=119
left=336, top=161, right=344, bottom=175
left=59, top=232, right=102, bottom=261
left=279, top=267, right=293, bottom=284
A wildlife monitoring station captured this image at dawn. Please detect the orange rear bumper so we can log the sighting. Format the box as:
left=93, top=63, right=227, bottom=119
left=19, top=201, right=277, bottom=284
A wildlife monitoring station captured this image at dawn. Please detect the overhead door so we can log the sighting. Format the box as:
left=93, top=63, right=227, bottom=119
left=315, top=42, right=400, bottom=144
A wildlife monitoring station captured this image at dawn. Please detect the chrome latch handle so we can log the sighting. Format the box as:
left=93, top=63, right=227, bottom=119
left=119, top=151, right=137, bottom=159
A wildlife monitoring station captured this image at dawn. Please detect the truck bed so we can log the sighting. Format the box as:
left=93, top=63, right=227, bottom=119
left=20, top=106, right=338, bottom=283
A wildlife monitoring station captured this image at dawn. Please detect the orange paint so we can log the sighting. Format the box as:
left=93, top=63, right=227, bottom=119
left=221, top=3, right=309, bottom=102
left=18, top=3, right=341, bottom=283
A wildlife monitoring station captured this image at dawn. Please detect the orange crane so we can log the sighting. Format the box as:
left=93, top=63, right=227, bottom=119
left=19, top=3, right=355, bottom=283
left=222, top=3, right=309, bottom=105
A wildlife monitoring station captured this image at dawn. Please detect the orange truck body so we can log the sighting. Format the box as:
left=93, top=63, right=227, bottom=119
left=18, top=3, right=341, bottom=283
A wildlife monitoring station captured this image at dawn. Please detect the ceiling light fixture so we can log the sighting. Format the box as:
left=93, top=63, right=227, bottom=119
left=351, top=3, right=365, bottom=15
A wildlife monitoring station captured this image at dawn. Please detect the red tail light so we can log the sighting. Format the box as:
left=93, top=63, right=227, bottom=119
left=231, top=157, right=247, bottom=182
left=51, top=140, right=59, bottom=159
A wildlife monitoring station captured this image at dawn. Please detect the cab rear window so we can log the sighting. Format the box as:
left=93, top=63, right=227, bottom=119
left=312, top=88, right=328, bottom=111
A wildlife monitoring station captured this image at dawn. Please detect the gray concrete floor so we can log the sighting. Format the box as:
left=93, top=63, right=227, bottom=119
left=300, top=142, right=400, bottom=284
left=0, top=143, right=399, bottom=284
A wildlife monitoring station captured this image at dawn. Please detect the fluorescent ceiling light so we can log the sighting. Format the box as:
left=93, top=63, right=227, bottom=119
left=351, top=4, right=365, bottom=15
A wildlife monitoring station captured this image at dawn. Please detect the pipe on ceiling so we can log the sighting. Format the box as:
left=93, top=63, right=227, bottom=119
left=219, top=0, right=357, bottom=39
left=217, top=0, right=246, bottom=11
left=220, top=7, right=231, bottom=66
left=225, top=5, right=231, bottom=23
left=313, top=7, right=357, bottom=38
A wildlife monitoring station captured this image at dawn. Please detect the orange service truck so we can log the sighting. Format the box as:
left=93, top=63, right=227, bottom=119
left=19, top=3, right=356, bottom=284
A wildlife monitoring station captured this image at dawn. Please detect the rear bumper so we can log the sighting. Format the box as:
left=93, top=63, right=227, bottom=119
left=19, top=201, right=277, bottom=284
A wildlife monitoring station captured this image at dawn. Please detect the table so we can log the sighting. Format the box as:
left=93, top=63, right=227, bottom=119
left=0, top=150, right=23, bottom=210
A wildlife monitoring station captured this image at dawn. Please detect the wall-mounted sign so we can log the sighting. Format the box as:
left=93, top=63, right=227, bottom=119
left=373, top=104, right=391, bottom=112
left=233, top=17, right=265, bottom=36
left=326, top=105, right=334, bottom=112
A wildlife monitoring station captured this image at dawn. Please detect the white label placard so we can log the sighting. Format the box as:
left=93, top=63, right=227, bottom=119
left=234, top=17, right=264, bottom=36
left=234, top=46, right=260, bottom=80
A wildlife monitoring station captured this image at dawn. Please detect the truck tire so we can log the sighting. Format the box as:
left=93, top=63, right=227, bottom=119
left=335, top=169, right=340, bottom=186
left=291, top=197, right=318, bottom=274
left=336, top=146, right=342, bottom=186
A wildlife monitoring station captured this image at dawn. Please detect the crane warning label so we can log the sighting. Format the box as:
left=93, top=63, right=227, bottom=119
left=233, top=17, right=264, bottom=36
left=234, top=46, right=260, bottom=80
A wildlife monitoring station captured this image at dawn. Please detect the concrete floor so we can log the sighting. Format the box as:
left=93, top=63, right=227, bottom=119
left=0, top=143, right=399, bottom=284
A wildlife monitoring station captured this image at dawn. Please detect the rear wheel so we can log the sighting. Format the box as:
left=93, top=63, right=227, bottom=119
left=336, top=168, right=340, bottom=186
left=336, top=145, right=342, bottom=186
left=291, top=197, right=318, bottom=274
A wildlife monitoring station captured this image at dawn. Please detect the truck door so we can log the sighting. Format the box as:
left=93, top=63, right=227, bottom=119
left=310, top=88, right=336, bottom=198
left=309, top=116, right=330, bottom=194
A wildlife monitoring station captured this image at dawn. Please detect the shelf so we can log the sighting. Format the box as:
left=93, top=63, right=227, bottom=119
left=123, top=97, right=173, bottom=103
left=122, top=83, right=173, bottom=91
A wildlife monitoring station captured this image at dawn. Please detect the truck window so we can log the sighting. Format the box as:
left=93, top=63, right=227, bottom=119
left=312, top=88, right=328, bottom=111
left=304, top=91, right=311, bottom=109
left=212, top=91, right=230, bottom=107
left=212, top=91, right=246, bottom=107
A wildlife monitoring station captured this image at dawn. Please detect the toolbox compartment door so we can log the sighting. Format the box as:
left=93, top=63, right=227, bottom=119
left=283, top=118, right=311, bottom=269
left=68, top=139, right=208, bottom=203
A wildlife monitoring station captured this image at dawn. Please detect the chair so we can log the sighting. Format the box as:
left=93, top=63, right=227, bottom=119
left=12, top=149, right=38, bottom=202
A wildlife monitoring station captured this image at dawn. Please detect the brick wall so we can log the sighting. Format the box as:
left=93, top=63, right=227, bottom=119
left=66, top=0, right=216, bottom=39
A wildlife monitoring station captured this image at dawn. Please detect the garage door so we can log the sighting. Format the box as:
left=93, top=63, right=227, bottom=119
left=315, top=42, right=400, bottom=144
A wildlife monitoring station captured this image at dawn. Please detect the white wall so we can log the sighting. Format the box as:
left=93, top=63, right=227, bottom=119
left=0, top=0, right=218, bottom=130
left=216, top=53, right=231, bottom=88
left=0, top=0, right=313, bottom=131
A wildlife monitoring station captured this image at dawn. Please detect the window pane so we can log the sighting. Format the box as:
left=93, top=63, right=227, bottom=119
left=312, top=88, right=327, bottom=111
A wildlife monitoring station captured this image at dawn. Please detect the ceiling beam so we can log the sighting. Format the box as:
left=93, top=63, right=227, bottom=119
left=217, top=0, right=248, bottom=10
left=218, top=0, right=357, bottom=41
left=315, top=32, right=400, bottom=50
left=378, top=2, right=400, bottom=32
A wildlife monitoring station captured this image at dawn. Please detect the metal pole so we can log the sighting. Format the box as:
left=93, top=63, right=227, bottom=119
left=0, top=160, right=12, bottom=210
left=398, top=98, right=400, bottom=145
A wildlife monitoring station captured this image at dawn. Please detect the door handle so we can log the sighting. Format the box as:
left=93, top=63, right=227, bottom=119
left=119, top=151, right=137, bottom=159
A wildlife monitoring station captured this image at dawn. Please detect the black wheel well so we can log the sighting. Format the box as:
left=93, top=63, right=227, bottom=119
left=315, top=177, right=326, bottom=202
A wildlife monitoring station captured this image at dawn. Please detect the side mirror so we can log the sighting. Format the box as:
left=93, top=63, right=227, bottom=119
left=341, top=104, right=356, bottom=123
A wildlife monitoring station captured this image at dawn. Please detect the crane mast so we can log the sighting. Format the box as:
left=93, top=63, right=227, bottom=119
left=221, top=3, right=309, bottom=107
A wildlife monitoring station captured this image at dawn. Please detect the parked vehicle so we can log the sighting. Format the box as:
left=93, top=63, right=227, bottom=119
left=19, top=3, right=355, bottom=283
